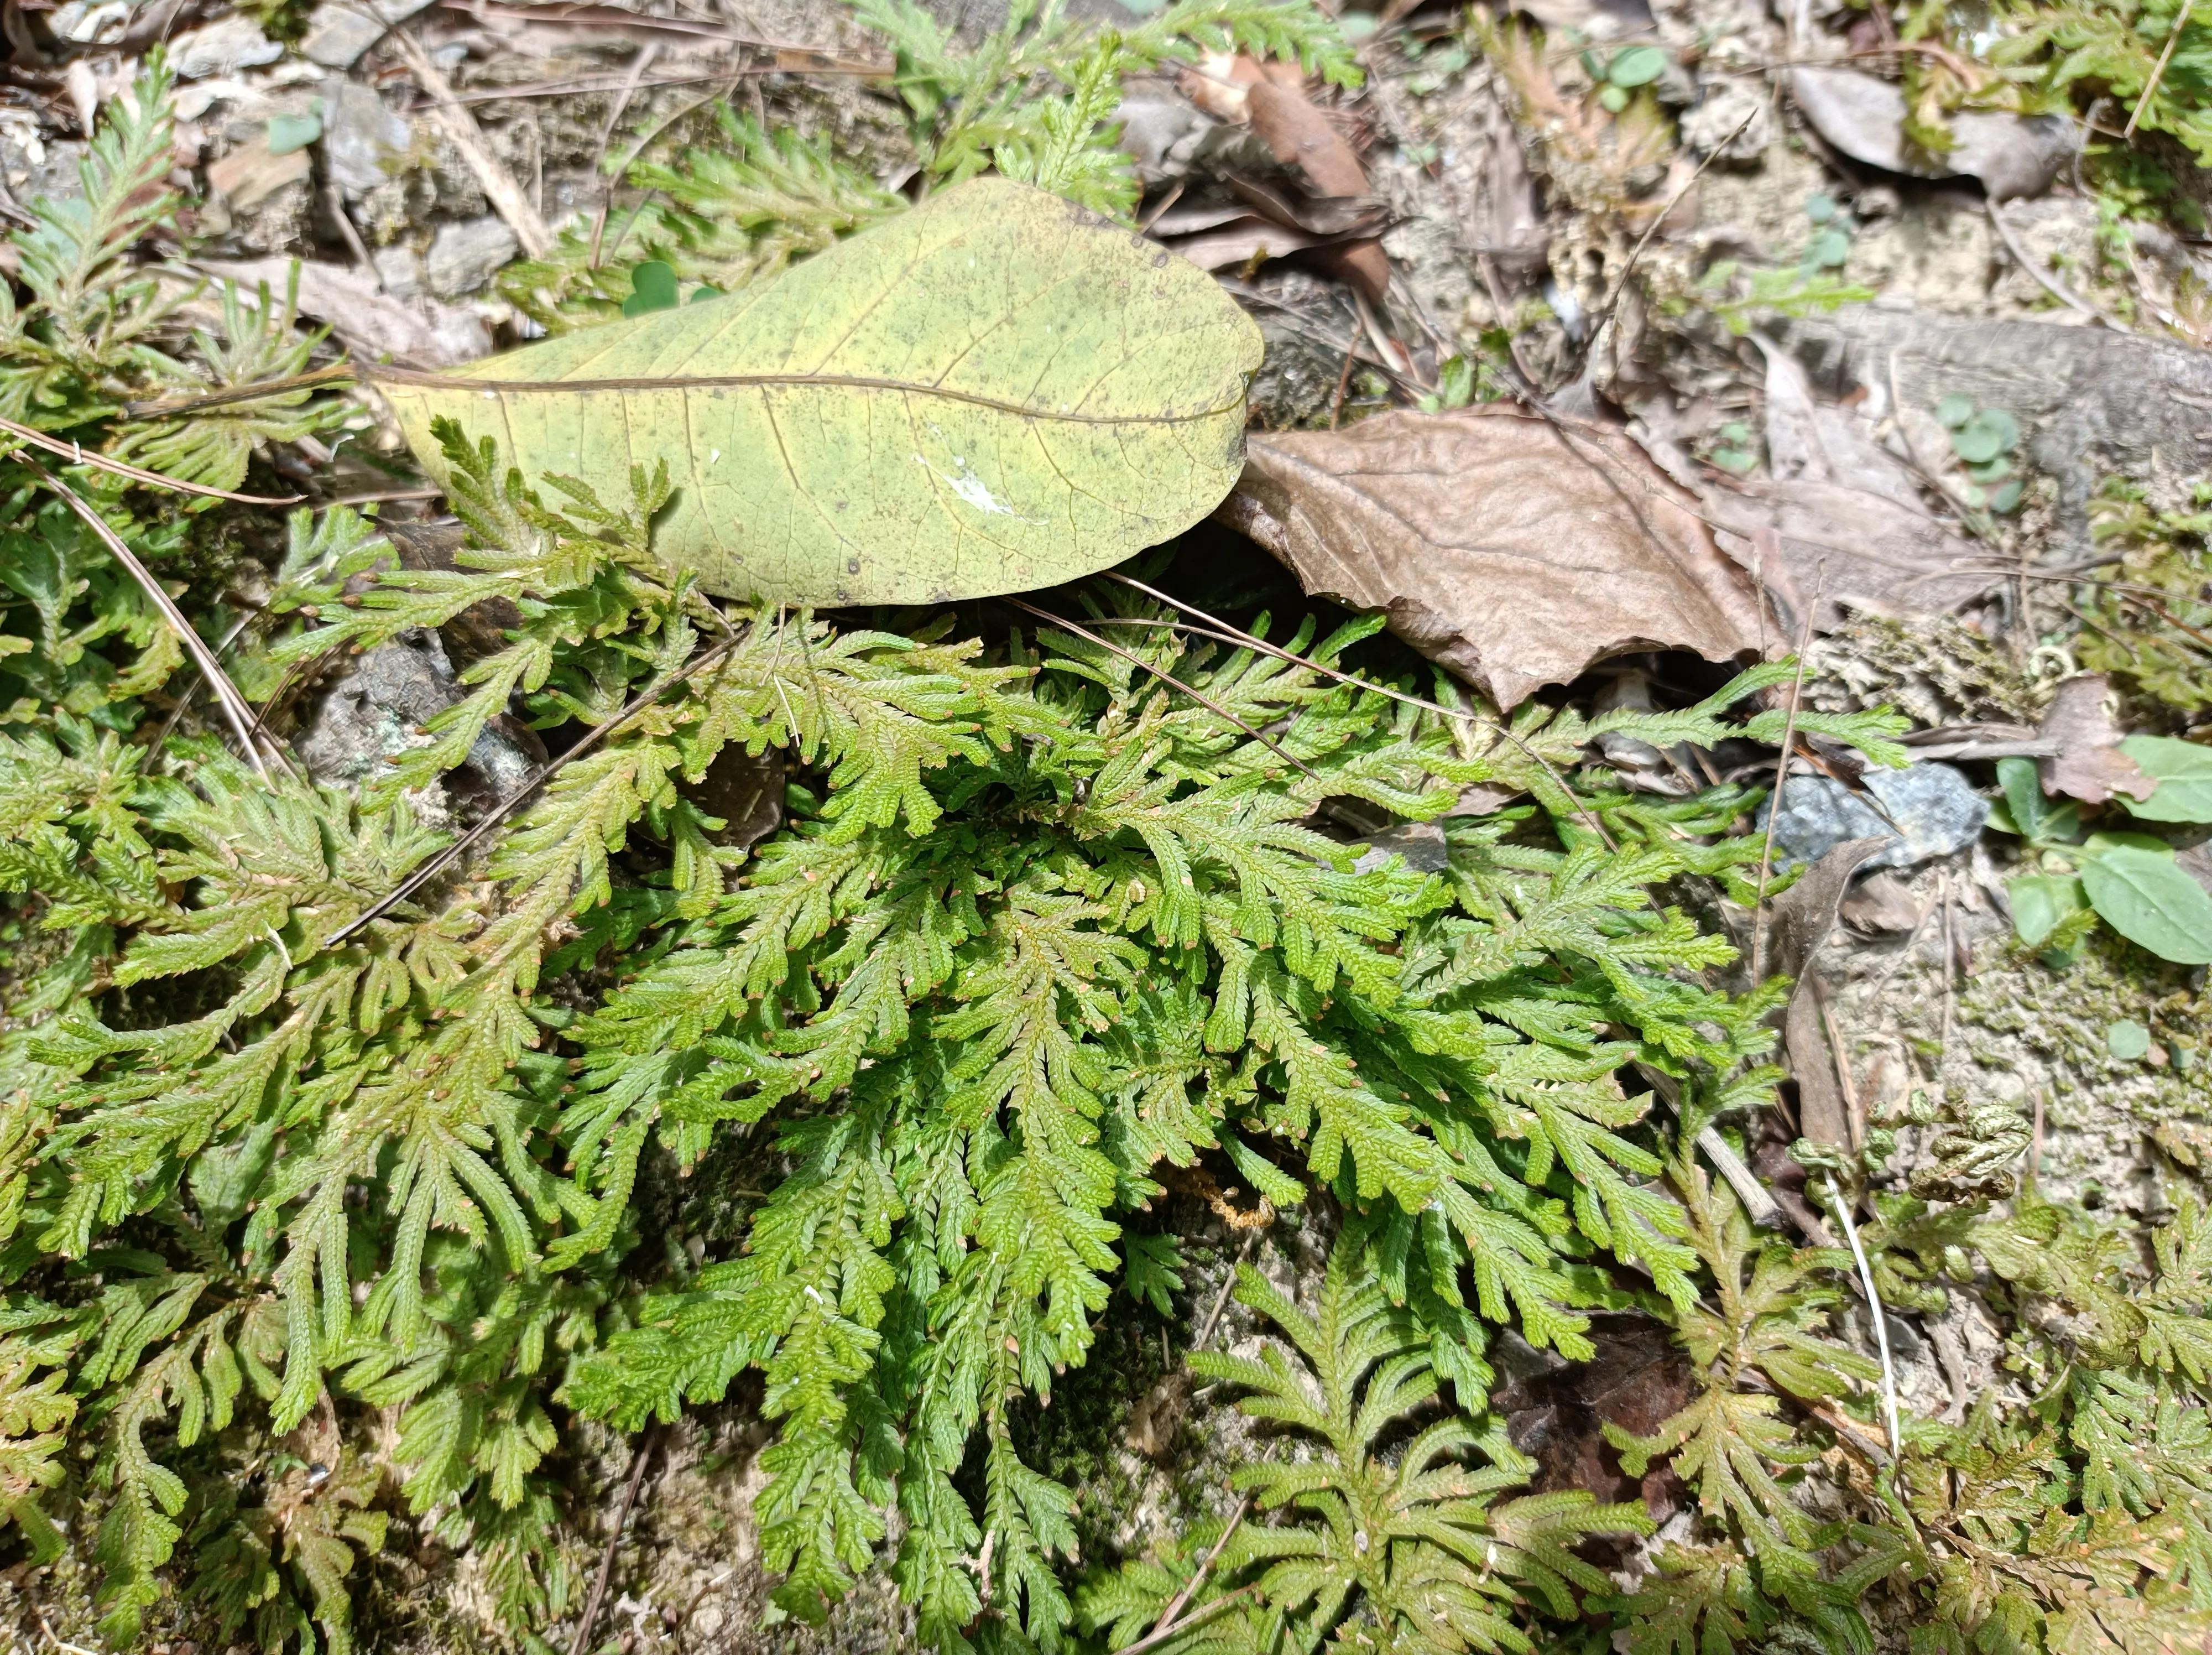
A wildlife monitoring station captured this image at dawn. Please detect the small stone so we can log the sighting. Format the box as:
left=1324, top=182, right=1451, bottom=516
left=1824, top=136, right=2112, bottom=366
left=1353, top=821, right=1450, bottom=875
left=1761, top=762, right=1989, bottom=872
left=47, top=0, right=130, bottom=44
left=206, top=134, right=311, bottom=212
left=425, top=215, right=519, bottom=298
left=373, top=243, right=426, bottom=298
left=169, top=14, right=284, bottom=80
left=692, top=1606, right=725, bottom=1636
left=321, top=80, right=415, bottom=199
left=1839, top=867, right=1925, bottom=934
left=301, top=6, right=383, bottom=67
left=300, top=0, right=434, bottom=69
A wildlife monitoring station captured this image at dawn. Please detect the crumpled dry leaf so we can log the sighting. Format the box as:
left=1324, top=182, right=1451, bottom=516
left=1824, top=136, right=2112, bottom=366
left=1159, top=214, right=1332, bottom=271
left=1496, top=1315, right=1695, bottom=1518
left=1237, top=70, right=1389, bottom=302
left=1478, top=109, right=1549, bottom=285
left=1768, top=835, right=1890, bottom=1148
left=2038, top=673, right=2156, bottom=804
left=1150, top=186, right=1386, bottom=275
left=1219, top=407, right=1767, bottom=709
left=199, top=256, right=492, bottom=368
left=1790, top=65, right=2077, bottom=201
left=1701, top=340, right=1996, bottom=632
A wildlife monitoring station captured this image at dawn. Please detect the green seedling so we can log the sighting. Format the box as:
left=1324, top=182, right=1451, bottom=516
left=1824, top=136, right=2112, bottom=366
left=1988, top=754, right=2212, bottom=964
left=1800, top=194, right=1853, bottom=271
left=1589, top=43, right=1666, bottom=110
left=1936, top=395, right=2026, bottom=512
left=265, top=105, right=322, bottom=155
left=1705, top=418, right=1759, bottom=476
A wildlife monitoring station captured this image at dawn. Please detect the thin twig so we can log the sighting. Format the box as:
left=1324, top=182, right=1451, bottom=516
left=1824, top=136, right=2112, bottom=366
left=2126, top=0, right=2195, bottom=138
left=1, top=415, right=304, bottom=502
left=1193, top=1232, right=1260, bottom=1355
left=1124, top=1499, right=1250, bottom=1655
left=1635, top=1061, right=1784, bottom=1227
left=1986, top=199, right=2131, bottom=331
left=326, top=183, right=379, bottom=283
left=587, top=40, right=660, bottom=270
left=1825, top=1181, right=1903, bottom=1456
left=1939, top=871, right=1957, bottom=1054
left=128, top=361, right=360, bottom=419
left=26, top=459, right=279, bottom=783
left=1096, top=574, right=1619, bottom=849
left=394, top=29, right=554, bottom=257
left=323, top=631, right=745, bottom=948
left=1005, top=597, right=1319, bottom=781
left=1748, top=582, right=1822, bottom=985
left=151, top=608, right=259, bottom=757
left=570, top=1428, right=660, bottom=1655
left=1117, top=1585, right=1261, bottom=1655
left=1585, top=106, right=1760, bottom=360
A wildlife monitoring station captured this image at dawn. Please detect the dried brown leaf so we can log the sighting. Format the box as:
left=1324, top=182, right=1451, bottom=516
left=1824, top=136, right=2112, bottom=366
left=1768, top=836, right=1889, bottom=1148
left=1702, top=340, right=1997, bottom=631
left=1220, top=408, right=1765, bottom=709
left=1241, top=78, right=1389, bottom=301
left=2037, top=673, right=2156, bottom=804
left=1790, top=65, right=2076, bottom=201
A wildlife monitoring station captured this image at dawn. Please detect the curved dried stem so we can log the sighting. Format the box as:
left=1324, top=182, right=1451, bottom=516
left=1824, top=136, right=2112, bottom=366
left=25, top=458, right=282, bottom=784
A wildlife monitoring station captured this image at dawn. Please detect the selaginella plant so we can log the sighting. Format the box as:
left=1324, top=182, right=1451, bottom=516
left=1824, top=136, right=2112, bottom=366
left=503, top=0, right=1360, bottom=327
left=1082, top=1241, right=1654, bottom=1653
left=6, top=346, right=1912, bottom=1648
left=20, top=23, right=2211, bottom=1655
left=0, top=61, right=1927, bottom=1642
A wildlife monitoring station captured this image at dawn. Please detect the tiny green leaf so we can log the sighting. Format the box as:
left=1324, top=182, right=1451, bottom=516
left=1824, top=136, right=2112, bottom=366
left=2107, top=1019, right=2152, bottom=1060
left=2009, top=871, right=2086, bottom=948
left=2079, top=844, right=2212, bottom=964
left=1805, top=228, right=1851, bottom=269
left=1936, top=393, right=1975, bottom=429
left=1608, top=44, right=1668, bottom=85
left=620, top=260, right=680, bottom=316
left=2119, top=735, right=2212, bottom=823
left=267, top=110, right=322, bottom=156
left=1951, top=414, right=2008, bottom=465
left=1998, top=755, right=2047, bottom=839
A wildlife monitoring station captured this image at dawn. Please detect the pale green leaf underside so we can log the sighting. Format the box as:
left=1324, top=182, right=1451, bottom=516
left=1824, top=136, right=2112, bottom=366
left=382, top=177, right=1264, bottom=605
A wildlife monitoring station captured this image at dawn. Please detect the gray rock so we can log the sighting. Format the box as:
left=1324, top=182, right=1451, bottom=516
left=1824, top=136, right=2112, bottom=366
left=169, top=13, right=284, bottom=79
left=1785, top=309, right=2212, bottom=552
left=372, top=242, right=426, bottom=299
left=321, top=80, right=415, bottom=199
left=1790, top=66, right=2076, bottom=201
left=425, top=215, right=519, bottom=297
left=299, top=627, right=536, bottom=800
left=1353, top=821, right=1451, bottom=875
left=1761, top=762, right=1989, bottom=871
left=300, top=0, right=434, bottom=68
left=1, top=128, right=85, bottom=212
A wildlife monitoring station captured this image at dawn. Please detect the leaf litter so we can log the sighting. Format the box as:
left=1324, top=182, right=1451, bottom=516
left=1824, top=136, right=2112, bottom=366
left=11, top=0, right=2212, bottom=1648
left=1221, top=405, right=1767, bottom=707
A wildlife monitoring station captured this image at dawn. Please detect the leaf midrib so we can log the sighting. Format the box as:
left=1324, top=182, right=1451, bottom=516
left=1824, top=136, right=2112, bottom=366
left=369, top=365, right=1242, bottom=427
